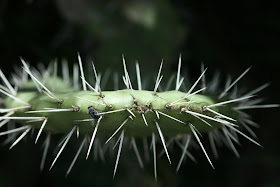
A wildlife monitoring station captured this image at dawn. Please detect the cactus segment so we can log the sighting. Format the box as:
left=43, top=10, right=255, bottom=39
left=0, top=55, right=278, bottom=178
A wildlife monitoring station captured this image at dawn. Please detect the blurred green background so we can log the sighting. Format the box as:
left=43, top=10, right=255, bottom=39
left=0, top=0, right=279, bottom=186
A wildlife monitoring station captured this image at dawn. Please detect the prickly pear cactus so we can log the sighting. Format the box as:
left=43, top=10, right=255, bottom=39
left=0, top=55, right=278, bottom=179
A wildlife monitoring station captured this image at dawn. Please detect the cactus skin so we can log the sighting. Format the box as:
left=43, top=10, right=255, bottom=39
left=5, top=88, right=230, bottom=137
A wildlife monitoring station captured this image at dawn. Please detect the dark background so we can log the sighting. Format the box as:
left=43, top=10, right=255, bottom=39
left=0, top=0, right=279, bottom=187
